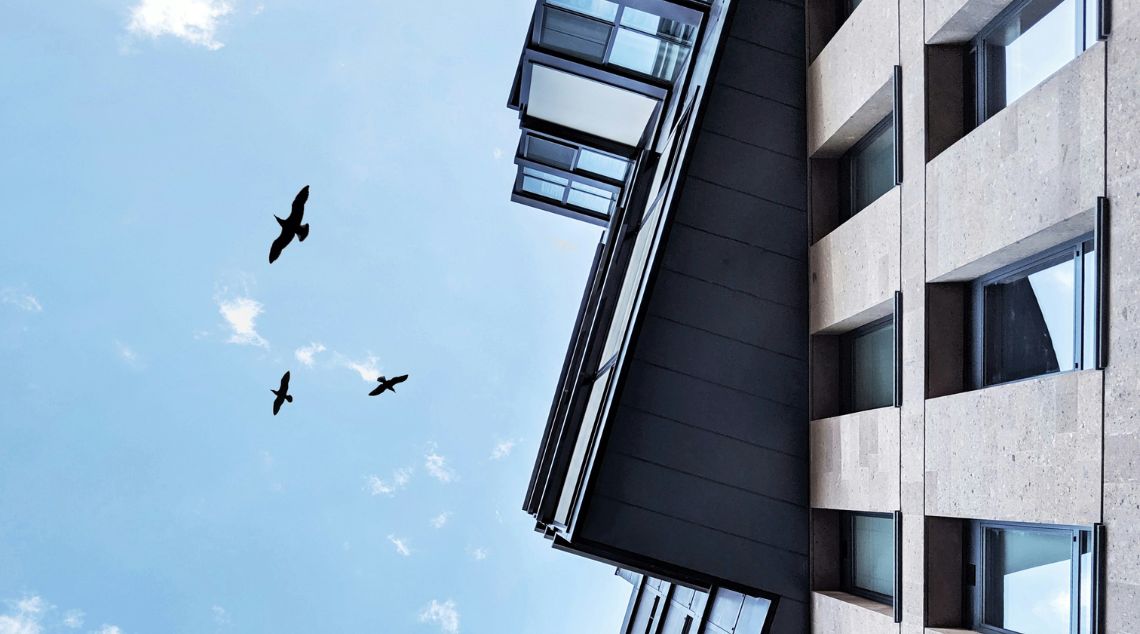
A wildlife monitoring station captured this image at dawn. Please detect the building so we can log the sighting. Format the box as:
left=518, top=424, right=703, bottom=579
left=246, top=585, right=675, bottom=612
left=505, top=0, right=1140, bottom=632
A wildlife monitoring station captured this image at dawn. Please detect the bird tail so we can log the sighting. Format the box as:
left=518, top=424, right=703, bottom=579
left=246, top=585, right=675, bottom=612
left=285, top=395, right=294, bottom=403
left=296, top=223, right=310, bottom=242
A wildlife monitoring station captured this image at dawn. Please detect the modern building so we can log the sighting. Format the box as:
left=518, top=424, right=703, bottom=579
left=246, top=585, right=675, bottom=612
left=505, top=0, right=1139, bottom=632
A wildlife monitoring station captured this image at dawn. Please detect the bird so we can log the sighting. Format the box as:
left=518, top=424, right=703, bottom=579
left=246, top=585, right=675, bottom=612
left=271, top=371, right=293, bottom=415
left=268, top=185, right=311, bottom=263
left=369, top=374, right=409, bottom=396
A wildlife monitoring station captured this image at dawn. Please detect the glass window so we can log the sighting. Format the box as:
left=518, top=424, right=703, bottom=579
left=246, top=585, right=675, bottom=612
left=541, top=7, right=613, bottom=62
left=978, top=239, right=1094, bottom=387
left=525, top=136, right=577, bottom=170
left=609, top=9, right=695, bottom=80
left=840, top=117, right=895, bottom=221
left=521, top=167, right=568, bottom=201
left=846, top=513, right=895, bottom=602
left=546, top=0, right=619, bottom=21
left=841, top=318, right=895, bottom=414
left=977, top=0, right=1095, bottom=122
left=567, top=181, right=615, bottom=214
left=577, top=148, right=629, bottom=180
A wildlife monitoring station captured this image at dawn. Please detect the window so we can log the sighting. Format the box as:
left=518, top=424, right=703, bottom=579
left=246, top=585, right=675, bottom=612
left=839, top=116, right=896, bottom=222
left=973, top=0, right=1098, bottom=124
left=841, top=512, right=896, bottom=604
left=537, top=0, right=698, bottom=82
left=967, top=521, right=1096, bottom=634
left=513, top=133, right=630, bottom=222
left=840, top=317, right=895, bottom=414
left=972, top=237, right=1096, bottom=388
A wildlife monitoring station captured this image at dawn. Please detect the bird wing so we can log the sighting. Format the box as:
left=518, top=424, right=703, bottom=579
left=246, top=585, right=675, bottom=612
left=391, top=374, right=409, bottom=385
left=291, top=185, right=309, bottom=220
left=269, top=227, right=292, bottom=263
left=280, top=371, right=291, bottom=391
left=368, top=384, right=385, bottom=396
left=273, top=395, right=283, bottom=415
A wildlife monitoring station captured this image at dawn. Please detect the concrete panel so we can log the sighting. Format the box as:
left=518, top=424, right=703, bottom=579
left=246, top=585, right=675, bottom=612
left=925, top=0, right=1017, bottom=44
left=806, top=0, right=898, bottom=157
left=810, top=187, right=901, bottom=334
left=925, top=371, right=1103, bottom=526
left=925, top=44, right=1105, bottom=282
left=810, top=408, right=901, bottom=512
left=812, top=591, right=898, bottom=634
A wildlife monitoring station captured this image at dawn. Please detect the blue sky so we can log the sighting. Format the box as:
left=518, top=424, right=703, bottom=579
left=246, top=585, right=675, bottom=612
left=0, top=1, right=632, bottom=632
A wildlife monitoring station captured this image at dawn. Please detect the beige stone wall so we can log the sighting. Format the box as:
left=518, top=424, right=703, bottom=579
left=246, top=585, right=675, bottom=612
left=925, top=43, right=1105, bottom=282
left=810, top=408, right=901, bottom=512
left=925, top=0, right=1018, bottom=44
left=812, top=591, right=899, bottom=634
left=924, top=371, right=1103, bottom=526
left=809, top=187, right=901, bottom=334
left=806, top=0, right=899, bottom=157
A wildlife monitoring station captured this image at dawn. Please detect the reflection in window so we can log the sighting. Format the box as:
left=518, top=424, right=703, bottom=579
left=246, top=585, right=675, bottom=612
left=521, top=167, right=568, bottom=201
left=577, top=148, right=629, bottom=180
left=546, top=0, right=619, bottom=21
left=839, top=117, right=895, bottom=222
left=848, top=513, right=895, bottom=602
left=841, top=317, right=895, bottom=414
left=516, top=134, right=627, bottom=221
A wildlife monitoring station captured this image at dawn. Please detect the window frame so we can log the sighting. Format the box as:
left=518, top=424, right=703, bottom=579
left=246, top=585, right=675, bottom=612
left=965, top=519, right=1097, bottom=634
left=839, top=315, right=896, bottom=415
left=838, top=115, right=896, bottom=224
left=512, top=132, right=632, bottom=224
left=970, top=0, right=1097, bottom=126
left=840, top=510, right=897, bottom=606
left=968, top=235, right=1095, bottom=390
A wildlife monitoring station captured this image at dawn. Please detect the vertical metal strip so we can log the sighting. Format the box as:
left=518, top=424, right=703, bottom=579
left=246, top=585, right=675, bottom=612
left=1096, top=197, right=1109, bottom=370
left=893, top=65, right=903, bottom=185
left=893, top=510, right=903, bottom=623
left=1092, top=523, right=1106, bottom=634
left=894, top=290, right=903, bottom=408
left=1098, top=0, right=1112, bottom=39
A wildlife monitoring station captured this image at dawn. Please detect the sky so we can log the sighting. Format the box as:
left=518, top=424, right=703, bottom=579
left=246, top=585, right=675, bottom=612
left=0, top=1, right=633, bottom=632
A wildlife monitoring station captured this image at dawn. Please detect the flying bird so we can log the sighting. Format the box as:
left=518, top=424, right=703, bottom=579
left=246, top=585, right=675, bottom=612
left=369, top=374, right=409, bottom=397
left=268, top=185, right=311, bottom=263
left=271, top=371, right=294, bottom=415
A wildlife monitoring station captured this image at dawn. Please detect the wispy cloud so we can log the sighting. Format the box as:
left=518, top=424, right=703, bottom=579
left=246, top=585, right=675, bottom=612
left=217, top=296, right=268, bottom=348
left=418, top=599, right=459, bottom=634
left=469, top=547, right=488, bottom=561
left=367, top=467, right=412, bottom=497
left=342, top=353, right=380, bottom=382
left=489, top=439, right=519, bottom=461
left=96, top=626, right=123, bottom=634
left=211, top=605, right=231, bottom=627
left=62, top=609, right=84, bottom=629
left=127, top=0, right=235, bottom=51
left=491, top=147, right=504, bottom=160
left=424, top=447, right=456, bottom=484
left=387, top=535, right=412, bottom=557
left=429, top=512, right=451, bottom=529
left=0, top=595, right=46, bottom=634
left=1, top=289, right=42, bottom=313
left=114, top=340, right=144, bottom=369
left=294, top=342, right=326, bottom=367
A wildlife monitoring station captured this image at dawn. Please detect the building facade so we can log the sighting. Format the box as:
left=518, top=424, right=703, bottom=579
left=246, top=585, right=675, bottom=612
left=505, top=0, right=1139, bottom=631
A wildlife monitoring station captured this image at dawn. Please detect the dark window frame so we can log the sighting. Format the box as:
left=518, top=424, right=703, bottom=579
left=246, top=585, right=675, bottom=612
left=839, top=315, right=896, bottom=415
left=965, top=519, right=1097, bottom=634
left=970, top=0, right=1098, bottom=126
left=968, top=235, right=1095, bottom=390
left=840, top=511, right=896, bottom=606
left=838, top=115, right=896, bottom=224
left=512, top=132, right=633, bottom=224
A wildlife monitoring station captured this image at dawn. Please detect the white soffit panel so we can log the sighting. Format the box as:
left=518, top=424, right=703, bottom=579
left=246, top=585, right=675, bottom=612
left=527, top=64, right=657, bottom=146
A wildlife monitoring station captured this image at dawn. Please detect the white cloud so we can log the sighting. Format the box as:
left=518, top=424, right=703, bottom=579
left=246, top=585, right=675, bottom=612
left=1, top=289, right=42, bottom=313
left=491, top=147, right=504, bottom=160
left=217, top=296, right=267, bottom=348
left=424, top=449, right=455, bottom=484
left=429, top=512, right=451, bottom=529
left=489, top=439, right=518, bottom=461
left=62, top=610, right=83, bottom=629
left=114, top=340, right=144, bottom=368
left=294, top=342, right=326, bottom=367
left=95, top=626, right=122, bottom=634
left=470, top=547, right=487, bottom=561
left=127, top=0, right=234, bottom=51
left=387, top=535, right=412, bottom=557
left=418, top=600, right=459, bottom=634
left=211, top=605, right=230, bottom=627
left=343, top=353, right=380, bottom=382
left=367, top=467, right=412, bottom=497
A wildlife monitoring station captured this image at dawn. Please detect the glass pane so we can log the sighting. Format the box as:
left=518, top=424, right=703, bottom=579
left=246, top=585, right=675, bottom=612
left=851, top=322, right=895, bottom=412
left=577, top=148, right=629, bottom=180
left=567, top=183, right=614, bottom=214
left=851, top=122, right=895, bottom=213
left=853, top=515, right=894, bottom=598
left=708, top=589, right=744, bottom=631
left=521, top=167, right=568, bottom=201
left=525, top=136, right=576, bottom=170
left=984, top=527, right=1073, bottom=634
left=619, top=8, right=697, bottom=43
left=610, top=27, right=693, bottom=80
left=1082, top=246, right=1096, bottom=368
left=985, top=256, right=1077, bottom=385
left=541, top=7, right=612, bottom=62
left=546, top=0, right=618, bottom=21
left=983, top=0, right=1079, bottom=116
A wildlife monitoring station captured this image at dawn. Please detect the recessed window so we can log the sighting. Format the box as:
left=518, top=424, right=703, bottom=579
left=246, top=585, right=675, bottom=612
left=840, top=317, right=895, bottom=414
left=974, top=0, right=1098, bottom=123
left=973, top=237, right=1096, bottom=388
left=513, top=133, right=629, bottom=223
left=839, top=116, right=896, bottom=222
left=968, top=521, right=1096, bottom=634
left=537, top=1, right=698, bottom=82
left=842, top=512, right=896, bottom=604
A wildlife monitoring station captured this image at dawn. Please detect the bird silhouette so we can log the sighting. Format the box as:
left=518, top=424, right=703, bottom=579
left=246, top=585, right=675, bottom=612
left=271, top=371, right=294, bottom=415
left=268, top=186, right=311, bottom=263
left=369, top=374, right=409, bottom=396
